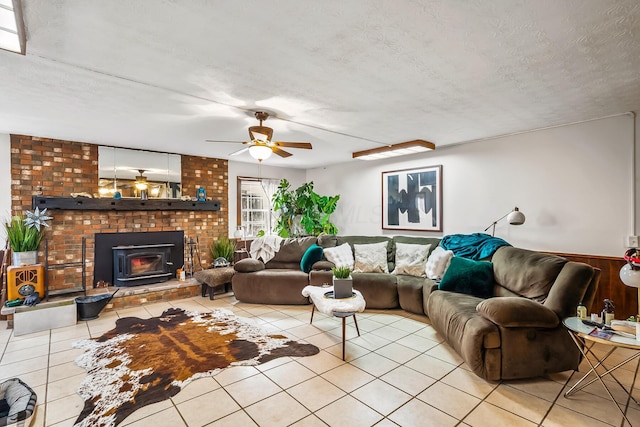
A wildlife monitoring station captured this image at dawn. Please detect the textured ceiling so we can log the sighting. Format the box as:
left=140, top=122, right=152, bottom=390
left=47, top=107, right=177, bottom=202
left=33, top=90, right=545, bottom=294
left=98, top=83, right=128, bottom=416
left=0, top=0, right=639, bottom=169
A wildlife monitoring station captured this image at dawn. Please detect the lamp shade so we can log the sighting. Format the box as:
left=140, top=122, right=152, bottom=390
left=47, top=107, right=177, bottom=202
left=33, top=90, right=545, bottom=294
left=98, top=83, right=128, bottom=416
left=620, top=263, right=640, bottom=288
left=621, top=249, right=640, bottom=288
left=507, top=207, right=525, bottom=225
left=249, top=145, right=272, bottom=161
left=233, top=226, right=244, bottom=239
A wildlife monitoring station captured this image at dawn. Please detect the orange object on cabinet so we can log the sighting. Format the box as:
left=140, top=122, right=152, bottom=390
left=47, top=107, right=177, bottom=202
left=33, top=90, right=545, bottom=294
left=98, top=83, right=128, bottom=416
left=7, top=264, right=45, bottom=300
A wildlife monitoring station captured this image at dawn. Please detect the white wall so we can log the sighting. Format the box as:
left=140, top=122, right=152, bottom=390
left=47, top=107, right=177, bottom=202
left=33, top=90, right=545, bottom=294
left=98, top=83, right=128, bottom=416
left=0, top=134, right=10, bottom=247
left=307, top=114, right=635, bottom=257
left=227, top=161, right=306, bottom=235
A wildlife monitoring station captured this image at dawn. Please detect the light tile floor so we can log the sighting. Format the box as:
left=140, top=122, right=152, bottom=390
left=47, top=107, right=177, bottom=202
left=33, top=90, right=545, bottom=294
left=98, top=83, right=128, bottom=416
left=1, top=293, right=639, bottom=426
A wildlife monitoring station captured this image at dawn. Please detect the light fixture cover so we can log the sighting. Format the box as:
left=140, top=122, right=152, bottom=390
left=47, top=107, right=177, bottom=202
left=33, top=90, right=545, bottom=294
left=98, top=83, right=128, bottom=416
left=620, top=263, right=640, bottom=288
left=621, top=249, right=640, bottom=288
left=233, top=226, right=244, bottom=239
left=249, top=144, right=272, bottom=161
left=352, top=139, right=435, bottom=160
left=134, top=170, right=148, bottom=190
left=507, top=207, right=525, bottom=225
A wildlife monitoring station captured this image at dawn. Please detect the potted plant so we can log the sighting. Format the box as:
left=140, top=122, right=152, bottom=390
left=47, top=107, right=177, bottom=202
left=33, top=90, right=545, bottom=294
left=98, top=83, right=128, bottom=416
left=332, top=266, right=353, bottom=299
left=3, top=208, right=52, bottom=266
left=209, top=235, right=236, bottom=267
left=272, top=179, right=340, bottom=238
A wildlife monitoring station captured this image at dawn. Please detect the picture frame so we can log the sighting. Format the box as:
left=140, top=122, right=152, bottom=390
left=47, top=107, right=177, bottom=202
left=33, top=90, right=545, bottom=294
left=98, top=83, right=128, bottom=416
left=382, top=165, right=442, bottom=231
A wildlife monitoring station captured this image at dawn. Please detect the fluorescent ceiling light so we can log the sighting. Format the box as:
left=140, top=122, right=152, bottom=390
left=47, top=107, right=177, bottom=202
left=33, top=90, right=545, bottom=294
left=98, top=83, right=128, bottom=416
left=0, top=0, right=26, bottom=54
left=352, top=139, right=435, bottom=160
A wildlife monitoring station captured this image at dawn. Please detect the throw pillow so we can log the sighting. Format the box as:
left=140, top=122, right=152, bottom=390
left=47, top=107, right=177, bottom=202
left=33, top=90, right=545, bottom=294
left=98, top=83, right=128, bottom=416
left=323, top=242, right=354, bottom=269
left=353, top=241, right=389, bottom=273
left=392, top=242, right=431, bottom=277
left=300, top=244, right=324, bottom=273
left=438, top=257, right=495, bottom=298
left=426, top=246, right=454, bottom=280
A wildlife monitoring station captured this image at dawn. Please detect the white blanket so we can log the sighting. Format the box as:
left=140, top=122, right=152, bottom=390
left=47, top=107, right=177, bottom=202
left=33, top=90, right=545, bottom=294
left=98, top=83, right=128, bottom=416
left=250, top=235, right=283, bottom=263
left=302, top=285, right=366, bottom=315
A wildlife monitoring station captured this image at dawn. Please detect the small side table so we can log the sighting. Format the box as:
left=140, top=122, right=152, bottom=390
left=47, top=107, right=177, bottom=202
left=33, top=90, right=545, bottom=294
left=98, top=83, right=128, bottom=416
left=302, top=285, right=366, bottom=360
left=563, top=317, right=640, bottom=425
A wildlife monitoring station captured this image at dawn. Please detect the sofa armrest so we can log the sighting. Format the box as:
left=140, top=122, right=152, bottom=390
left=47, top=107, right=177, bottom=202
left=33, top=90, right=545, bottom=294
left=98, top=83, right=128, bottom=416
left=311, top=260, right=335, bottom=271
left=234, top=258, right=265, bottom=273
left=477, top=297, right=559, bottom=328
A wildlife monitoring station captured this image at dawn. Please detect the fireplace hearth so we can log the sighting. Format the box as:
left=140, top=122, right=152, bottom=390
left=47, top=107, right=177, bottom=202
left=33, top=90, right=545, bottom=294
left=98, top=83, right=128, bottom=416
left=94, top=231, right=184, bottom=288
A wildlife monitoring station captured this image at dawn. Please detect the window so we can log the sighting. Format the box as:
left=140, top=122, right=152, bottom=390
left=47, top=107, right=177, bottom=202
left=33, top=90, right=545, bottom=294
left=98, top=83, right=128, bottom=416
left=237, top=177, right=279, bottom=237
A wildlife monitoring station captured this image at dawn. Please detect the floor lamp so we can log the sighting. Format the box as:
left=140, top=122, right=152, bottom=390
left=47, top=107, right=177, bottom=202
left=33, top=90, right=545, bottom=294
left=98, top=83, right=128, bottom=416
left=234, top=226, right=247, bottom=252
left=483, top=207, right=526, bottom=236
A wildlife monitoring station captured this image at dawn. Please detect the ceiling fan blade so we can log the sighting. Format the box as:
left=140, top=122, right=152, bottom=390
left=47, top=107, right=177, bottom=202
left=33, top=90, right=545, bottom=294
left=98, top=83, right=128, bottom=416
left=205, top=139, right=244, bottom=144
left=272, top=141, right=313, bottom=149
left=229, top=147, right=249, bottom=156
left=272, top=147, right=293, bottom=158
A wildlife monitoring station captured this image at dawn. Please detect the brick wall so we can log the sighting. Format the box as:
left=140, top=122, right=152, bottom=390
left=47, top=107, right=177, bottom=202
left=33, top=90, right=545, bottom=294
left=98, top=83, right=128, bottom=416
left=10, top=135, right=228, bottom=292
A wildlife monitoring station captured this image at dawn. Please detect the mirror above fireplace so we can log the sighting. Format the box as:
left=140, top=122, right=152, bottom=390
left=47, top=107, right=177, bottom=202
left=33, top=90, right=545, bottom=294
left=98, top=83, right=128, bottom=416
left=98, top=146, right=182, bottom=199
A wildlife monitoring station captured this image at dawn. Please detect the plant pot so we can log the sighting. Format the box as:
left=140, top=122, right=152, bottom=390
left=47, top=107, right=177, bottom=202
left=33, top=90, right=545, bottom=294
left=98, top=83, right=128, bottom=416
left=12, top=250, right=38, bottom=266
left=333, top=277, right=353, bottom=299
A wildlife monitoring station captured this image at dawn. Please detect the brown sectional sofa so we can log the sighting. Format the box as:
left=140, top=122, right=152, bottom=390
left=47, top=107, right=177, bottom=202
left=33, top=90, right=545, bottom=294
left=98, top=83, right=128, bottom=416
left=231, top=235, right=600, bottom=380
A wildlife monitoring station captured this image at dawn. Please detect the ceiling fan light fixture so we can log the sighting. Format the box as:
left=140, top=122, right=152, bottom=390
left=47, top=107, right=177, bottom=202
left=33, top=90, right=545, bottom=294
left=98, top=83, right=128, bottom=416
left=251, top=131, right=270, bottom=143
left=134, top=169, right=149, bottom=190
left=249, top=144, right=272, bottom=161
left=352, top=139, right=435, bottom=161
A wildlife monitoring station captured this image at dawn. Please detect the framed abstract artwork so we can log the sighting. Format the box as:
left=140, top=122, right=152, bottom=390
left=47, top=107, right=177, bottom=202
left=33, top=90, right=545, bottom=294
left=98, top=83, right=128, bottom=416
left=382, top=165, right=442, bottom=231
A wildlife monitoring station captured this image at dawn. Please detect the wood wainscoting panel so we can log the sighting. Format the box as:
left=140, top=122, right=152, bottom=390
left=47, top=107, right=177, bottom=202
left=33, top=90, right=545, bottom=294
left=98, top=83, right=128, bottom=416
left=550, top=253, right=637, bottom=320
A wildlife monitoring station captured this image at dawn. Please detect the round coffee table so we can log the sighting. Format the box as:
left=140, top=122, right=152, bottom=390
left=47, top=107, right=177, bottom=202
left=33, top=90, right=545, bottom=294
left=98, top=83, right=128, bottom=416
left=563, top=316, right=640, bottom=425
left=302, top=285, right=366, bottom=360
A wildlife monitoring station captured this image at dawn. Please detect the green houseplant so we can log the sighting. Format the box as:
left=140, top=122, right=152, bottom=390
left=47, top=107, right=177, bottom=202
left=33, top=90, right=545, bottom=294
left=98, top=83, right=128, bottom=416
left=272, top=179, right=340, bottom=238
left=331, top=266, right=353, bottom=298
left=331, top=266, right=352, bottom=279
left=3, top=208, right=52, bottom=265
left=210, top=235, right=236, bottom=265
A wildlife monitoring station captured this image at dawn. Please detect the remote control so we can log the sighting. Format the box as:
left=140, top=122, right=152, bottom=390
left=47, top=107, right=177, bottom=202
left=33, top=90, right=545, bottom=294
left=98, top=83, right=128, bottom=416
left=582, top=319, right=613, bottom=330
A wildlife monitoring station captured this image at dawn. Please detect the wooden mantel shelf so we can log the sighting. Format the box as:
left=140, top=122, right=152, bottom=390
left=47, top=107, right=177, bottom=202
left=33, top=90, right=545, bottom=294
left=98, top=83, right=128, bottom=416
left=32, top=196, right=221, bottom=211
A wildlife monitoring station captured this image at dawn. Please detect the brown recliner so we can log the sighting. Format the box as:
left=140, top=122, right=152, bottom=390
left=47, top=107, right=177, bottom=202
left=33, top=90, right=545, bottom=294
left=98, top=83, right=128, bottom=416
left=426, top=246, right=600, bottom=380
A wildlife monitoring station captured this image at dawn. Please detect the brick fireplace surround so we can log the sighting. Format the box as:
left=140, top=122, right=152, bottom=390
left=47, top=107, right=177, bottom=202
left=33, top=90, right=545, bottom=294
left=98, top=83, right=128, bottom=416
left=10, top=135, right=229, bottom=306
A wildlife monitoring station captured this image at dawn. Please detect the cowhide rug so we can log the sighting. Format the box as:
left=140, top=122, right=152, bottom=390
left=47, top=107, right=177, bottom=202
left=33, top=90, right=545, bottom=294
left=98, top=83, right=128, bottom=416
left=72, top=307, right=319, bottom=427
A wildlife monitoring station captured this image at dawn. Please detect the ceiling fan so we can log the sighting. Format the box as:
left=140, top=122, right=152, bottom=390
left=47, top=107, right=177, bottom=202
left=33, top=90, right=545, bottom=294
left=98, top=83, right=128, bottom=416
left=206, top=111, right=313, bottom=161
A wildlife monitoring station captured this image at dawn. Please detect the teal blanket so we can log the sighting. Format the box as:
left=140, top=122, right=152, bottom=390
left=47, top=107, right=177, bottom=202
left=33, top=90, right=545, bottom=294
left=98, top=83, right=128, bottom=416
left=440, top=233, right=511, bottom=260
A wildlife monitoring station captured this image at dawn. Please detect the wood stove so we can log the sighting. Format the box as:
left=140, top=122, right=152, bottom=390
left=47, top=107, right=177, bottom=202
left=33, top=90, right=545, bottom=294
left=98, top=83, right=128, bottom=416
left=112, top=244, right=174, bottom=287
left=94, top=231, right=184, bottom=288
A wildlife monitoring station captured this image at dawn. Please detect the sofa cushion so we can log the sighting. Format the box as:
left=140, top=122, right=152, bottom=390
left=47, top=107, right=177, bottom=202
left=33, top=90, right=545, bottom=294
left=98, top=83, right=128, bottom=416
left=269, top=237, right=317, bottom=264
left=492, top=246, right=566, bottom=302
left=317, top=234, right=338, bottom=248
left=438, top=257, right=494, bottom=299
left=233, top=258, right=265, bottom=273
left=392, top=242, right=431, bottom=277
left=311, top=260, right=334, bottom=271
left=476, top=297, right=559, bottom=328
left=425, top=246, right=454, bottom=280
left=323, top=242, right=354, bottom=268
left=397, top=275, right=430, bottom=315
left=232, top=269, right=310, bottom=305
left=354, top=241, right=389, bottom=273
left=352, top=272, right=399, bottom=309
left=339, top=236, right=394, bottom=271
left=392, top=236, right=441, bottom=257
left=300, top=244, right=324, bottom=273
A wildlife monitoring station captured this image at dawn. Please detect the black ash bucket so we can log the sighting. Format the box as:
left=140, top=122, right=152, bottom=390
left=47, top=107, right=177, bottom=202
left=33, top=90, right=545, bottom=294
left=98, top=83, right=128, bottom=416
left=75, top=290, right=119, bottom=321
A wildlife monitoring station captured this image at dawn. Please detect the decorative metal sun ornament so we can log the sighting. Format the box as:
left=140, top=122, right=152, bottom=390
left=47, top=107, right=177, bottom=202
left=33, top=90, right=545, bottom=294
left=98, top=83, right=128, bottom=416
left=23, top=207, right=53, bottom=231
